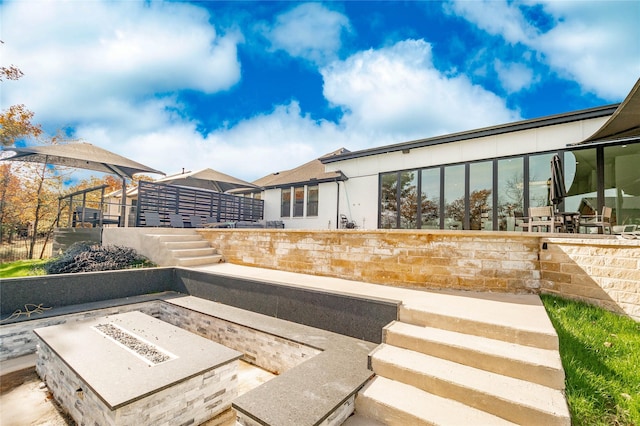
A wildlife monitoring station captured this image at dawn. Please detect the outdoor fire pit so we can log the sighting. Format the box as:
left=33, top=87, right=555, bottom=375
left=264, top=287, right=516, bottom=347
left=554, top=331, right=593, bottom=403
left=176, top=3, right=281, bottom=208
left=34, top=311, right=242, bottom=425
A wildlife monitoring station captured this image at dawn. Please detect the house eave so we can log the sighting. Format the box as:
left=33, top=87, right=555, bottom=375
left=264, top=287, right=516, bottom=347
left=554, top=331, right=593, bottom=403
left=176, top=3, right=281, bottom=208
left=322, top=104, right=619, bottom=164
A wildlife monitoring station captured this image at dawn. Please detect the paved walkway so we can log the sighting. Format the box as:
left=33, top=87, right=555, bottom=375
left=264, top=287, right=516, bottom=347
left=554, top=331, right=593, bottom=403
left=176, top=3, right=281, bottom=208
left=194, top=263, right=557, bottom=340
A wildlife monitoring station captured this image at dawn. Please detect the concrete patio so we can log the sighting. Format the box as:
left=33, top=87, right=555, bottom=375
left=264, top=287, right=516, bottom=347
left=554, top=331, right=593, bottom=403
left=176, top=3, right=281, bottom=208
left=1, top=262, right=573, bottom=425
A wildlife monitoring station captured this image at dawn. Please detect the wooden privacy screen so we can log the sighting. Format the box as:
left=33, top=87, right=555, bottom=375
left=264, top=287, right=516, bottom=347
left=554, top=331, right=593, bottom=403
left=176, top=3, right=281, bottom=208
left=136, top=180, right=263, bottom=226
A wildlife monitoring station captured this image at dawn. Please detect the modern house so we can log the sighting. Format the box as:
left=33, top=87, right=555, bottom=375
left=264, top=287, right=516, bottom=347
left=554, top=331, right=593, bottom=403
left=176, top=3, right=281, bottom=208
left=253, top=78, right=639, bottom=232
left=98, top=78, right=639, bottom=234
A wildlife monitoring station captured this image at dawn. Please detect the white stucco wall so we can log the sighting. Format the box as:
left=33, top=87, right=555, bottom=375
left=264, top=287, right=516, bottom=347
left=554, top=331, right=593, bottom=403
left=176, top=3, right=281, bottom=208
left=261, top=181, right=340, bottom=229
left=326, top=115, right=609, bottom=179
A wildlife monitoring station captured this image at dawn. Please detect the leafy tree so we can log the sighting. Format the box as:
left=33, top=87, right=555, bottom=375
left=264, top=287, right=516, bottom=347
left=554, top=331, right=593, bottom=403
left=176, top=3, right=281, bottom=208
left=0, top=42, right=42, bottom=146
left=0, top=163, right=21, bottom=243
left=0, top=104, right=42, bottom=146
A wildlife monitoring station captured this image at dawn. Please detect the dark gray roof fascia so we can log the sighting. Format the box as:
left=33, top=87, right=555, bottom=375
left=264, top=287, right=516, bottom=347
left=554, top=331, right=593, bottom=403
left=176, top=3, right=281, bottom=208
left=322, top=104, right=619, bottom=164
left=261, top=173, right=348, bottom=190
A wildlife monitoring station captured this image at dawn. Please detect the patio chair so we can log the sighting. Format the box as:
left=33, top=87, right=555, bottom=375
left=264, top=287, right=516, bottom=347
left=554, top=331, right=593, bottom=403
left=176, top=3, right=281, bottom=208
left=169, top=213, right=185, bottom=228
left=514, top=211, right=531, bottom=231
left=528, top=206, right=561, bottom=232
left=143, top=211, right=162, bottom=227
left=188, top=215, right=206, bottom=228
left=340, top=214, right=357, bottom=229
left=579, top=206, right=613, bottom=234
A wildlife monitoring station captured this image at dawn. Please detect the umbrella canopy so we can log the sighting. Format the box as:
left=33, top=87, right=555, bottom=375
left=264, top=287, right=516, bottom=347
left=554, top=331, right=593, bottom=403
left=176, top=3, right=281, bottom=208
left=1, top=142, right=164, bottom=227
left=1, top=142, right=164, bottom=178
left=156, top=168, right=258, bottom=192
left=550, top=154, right=567, bottom=208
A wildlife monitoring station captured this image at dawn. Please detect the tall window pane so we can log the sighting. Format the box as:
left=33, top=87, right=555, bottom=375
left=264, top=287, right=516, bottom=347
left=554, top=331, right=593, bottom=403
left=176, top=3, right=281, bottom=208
left=293, top=187, right=305, bottom=217
left=399, top=171, right=418, bottom=228
left=444, top=165, right=465, bottom=229
left=529, top=153, right=555, bottom=208
left=420, top=168, right=440, bottom=229
left=564, top=149, right=597, bottom=215
left=497, top=157, right=524, bottom=230
left=281, top=188, right=291, bottom=217
left=604, top=142, right=640, bottom=229
left=469, top=161, right=493, bottom=230
left=380, top=172, right=398, bottom=228
left=307, top=185, right=318, bottom=217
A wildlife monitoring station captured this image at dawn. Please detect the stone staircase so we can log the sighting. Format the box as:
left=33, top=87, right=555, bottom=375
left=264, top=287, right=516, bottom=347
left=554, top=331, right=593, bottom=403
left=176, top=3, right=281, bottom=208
left=140, top=229, right=223, bottom=267
left=347, top=300, right=571, bottom=425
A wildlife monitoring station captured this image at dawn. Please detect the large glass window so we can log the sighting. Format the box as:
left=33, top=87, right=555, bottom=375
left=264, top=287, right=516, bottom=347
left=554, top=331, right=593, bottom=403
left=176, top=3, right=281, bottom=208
left=420, top=168, right=440, bottom=229
left=399, top=171, right=418, bottom=228
left=306, top=185, right=318, bottom=217
left=376, top=142, right=639, bottom=232
left=380, top=172, right=399, bottom=228
left=529, top=153, right=555, bottom=208
left=604, top=143, right=640, bottom=229
left=564, top=149, right=597, bottom=215
left=444, top=165, right=465, bottom=229
left=280, top=188, right=291, bottom=217
left=497, top=157, right=524, bottom=230
left=293, top=187, right=305, bottom=217
left=469, top=161, right=493, bottom=230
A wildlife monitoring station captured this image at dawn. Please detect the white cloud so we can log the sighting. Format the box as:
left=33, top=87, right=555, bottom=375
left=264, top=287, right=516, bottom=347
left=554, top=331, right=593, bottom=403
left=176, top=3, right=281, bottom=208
left=494, top=59, right=538, bottom=93
left=200, top=102, right=354, bottom=181
left=447, top=0, right=539, bottom=44
left=262, top=3, right=351, bottom=66
left=322, top=39, right=521, bottom=140
left=1, top=0, right=241, bottom=126
left=449, top=0, right=640, bottom=100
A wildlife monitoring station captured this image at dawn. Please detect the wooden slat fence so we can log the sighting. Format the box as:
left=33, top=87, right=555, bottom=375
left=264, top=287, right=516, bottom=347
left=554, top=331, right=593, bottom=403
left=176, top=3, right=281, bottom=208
left=136, top=181, right=263, bottom=227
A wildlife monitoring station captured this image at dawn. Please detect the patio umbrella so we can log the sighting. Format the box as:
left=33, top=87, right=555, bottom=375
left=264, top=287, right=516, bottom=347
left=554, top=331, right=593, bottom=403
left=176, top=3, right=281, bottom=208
left=156, top=168, right=258, bottom=192
left=549, top=154, right=567, bottom=209
left=1, top=142, right=164, bottom=226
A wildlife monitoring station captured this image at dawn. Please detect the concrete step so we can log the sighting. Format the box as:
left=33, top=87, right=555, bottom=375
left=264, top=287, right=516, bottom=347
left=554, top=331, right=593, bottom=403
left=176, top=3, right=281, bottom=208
left=163, top=240, right=211, bottom=250
left=354, top=376, right=517, bottom=426
left=175, top=254, right=223, bottom=267
left=383, top=321, right=564, bottom=389
left=369, top=344, right=570, bottom=426
left=153, top=233, right=203, bottom=243
left=399, top=304, right=558, bottom=350
left=169, top=247, right=218, bottom=258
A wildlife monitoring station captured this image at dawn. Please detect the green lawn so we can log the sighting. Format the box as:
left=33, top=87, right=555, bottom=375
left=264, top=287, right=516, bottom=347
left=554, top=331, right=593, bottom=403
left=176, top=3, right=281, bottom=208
left=541, top=294, right=640, bottom=426
left=0, top=259, right=48, bottom=278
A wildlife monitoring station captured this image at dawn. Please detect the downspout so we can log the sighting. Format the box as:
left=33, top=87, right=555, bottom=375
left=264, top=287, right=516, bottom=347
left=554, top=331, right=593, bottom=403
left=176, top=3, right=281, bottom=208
left=335, top=180, right=340, bottom=229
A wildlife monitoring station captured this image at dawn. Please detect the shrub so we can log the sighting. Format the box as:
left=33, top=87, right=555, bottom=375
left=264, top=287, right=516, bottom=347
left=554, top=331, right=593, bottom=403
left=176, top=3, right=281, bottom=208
left=45, top=242, right=153, bottom=274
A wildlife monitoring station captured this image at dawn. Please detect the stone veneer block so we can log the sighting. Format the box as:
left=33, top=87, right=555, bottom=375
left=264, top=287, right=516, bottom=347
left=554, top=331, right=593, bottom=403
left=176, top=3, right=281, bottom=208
left=34, top=311, right=242, bottom=426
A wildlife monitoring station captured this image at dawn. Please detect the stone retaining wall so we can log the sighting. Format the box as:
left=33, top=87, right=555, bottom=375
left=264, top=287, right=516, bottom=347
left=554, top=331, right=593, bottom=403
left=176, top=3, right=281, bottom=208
left=0, top=302, right=159, bottom=362
left=156, top=302, right=320, bottom=374
left=198, top=229, right=542, bottom=293
left=539, top=237, right=640, bottom=320
left=1, top=300, right=319, bottom=373
left=197, top=229, right=640, bottom=320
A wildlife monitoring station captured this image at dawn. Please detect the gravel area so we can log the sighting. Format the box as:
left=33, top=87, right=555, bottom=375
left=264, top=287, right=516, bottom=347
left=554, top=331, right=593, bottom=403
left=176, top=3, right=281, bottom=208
left=94, top=323, right=171, bottom=364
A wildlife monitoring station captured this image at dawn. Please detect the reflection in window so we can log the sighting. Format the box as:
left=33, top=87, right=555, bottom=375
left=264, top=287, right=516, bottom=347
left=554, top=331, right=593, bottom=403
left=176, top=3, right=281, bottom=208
left=399, top=171, right=418, bottom=228
left=469, top=161, right=493, bottom=230
left=564, top=149, right=597, bottom=215
left=604, top=143, right=640, bottom=228
left=444, top=165, right=465, bottom=229
left=380, top=172, right=398, bottom=228
left=306, top=185, right=318, bottom=217
left=497, top=158, right=524, bottom=231
left=281, top=188, right=291, bottom=217
left=529, top=153, right=554, bottom=208
left=420, top=168, right=440, bottom=229
left=293, top=187, right=305, bottom=217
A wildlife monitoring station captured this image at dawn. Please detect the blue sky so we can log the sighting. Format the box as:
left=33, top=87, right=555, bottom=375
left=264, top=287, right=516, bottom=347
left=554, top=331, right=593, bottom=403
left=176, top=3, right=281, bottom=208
left=1, top=0, right=639, bottom=182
